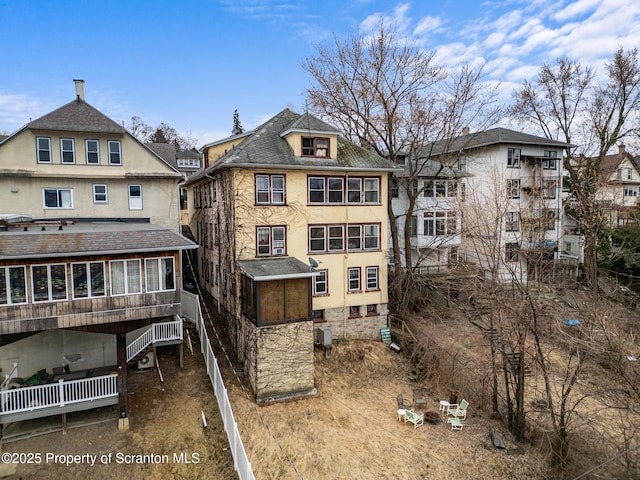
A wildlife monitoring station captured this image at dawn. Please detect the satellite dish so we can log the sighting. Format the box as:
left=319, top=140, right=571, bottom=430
left=309, top=257, right=319, bottom=269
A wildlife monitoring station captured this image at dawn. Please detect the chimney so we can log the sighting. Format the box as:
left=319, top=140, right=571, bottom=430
left=619, top=144, right=626, bottom=155
left=73, top=79, right=85, bottom=101
left=462, top=127, right=470, bottom=135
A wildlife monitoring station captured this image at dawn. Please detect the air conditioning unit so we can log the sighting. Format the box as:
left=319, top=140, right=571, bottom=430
left=314, top=326, right=332, bottom=358
left=138, top=352, right=154, bottom=370
left=273, top=248, right=285, bottom=255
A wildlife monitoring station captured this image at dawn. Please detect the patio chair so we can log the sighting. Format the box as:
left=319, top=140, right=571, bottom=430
left=397, top=393, right=412, bottom=410
left=448, top=399, right=469, bottom=419
left=413, top=387, right=427, bottom=409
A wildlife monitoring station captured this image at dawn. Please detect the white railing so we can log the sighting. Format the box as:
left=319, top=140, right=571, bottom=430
left=0, top=363, right=19, bottom=391
left=0, top=374, right=118, bottom=415
left=181, top=290, right=255, bottom=480
left=126, top=317, right=183, bottom=362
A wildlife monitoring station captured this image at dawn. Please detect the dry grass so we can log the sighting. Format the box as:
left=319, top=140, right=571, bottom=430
left=229, top=340, right=553, bottom=480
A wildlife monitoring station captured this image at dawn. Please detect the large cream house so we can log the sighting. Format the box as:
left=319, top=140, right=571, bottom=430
left=0, top=81, right=196, bottom=430
left=186, top=109, right=396, bottom=403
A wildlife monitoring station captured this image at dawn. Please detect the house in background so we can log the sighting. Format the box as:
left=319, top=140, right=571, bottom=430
left=596, top=144, right=640, bottom=225
left=390, top=155, right=466, bottom=273
left=0, top=80, right=197, bottom=429
left=422, top=128, right=574, bottom=284
left=185, top=109, right=396, bottom=403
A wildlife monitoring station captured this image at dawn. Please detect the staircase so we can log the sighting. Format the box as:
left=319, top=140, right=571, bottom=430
left=126, top=317, right=183, bottom=364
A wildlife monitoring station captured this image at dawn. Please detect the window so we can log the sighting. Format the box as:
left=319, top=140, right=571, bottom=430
left=627, top=168, right=633, bottom=180
left=507, top=148, right=521, bottom=168
left=255, top=174, right=285, bottom=205
left=410, top=215, right=418, bottom=237
left=348, top=268, right=361, bottom=292
left=302, top=137, right=329, bottom=157
left=36, top=137, right=52, bottom=163
left=86, top=139, right=100, bottom=164
left=391, top=178, right=399, bottom=198
left=545, top=209, right=557, bottom=231
left=43, top=188, right=73, bottom=208
left=177, top=158, right=201, bottom=168
left=364, top=224, right=380, bottom=249
left=145, top=257, right=175, bottom=292
left=457, top=155, right=467, bottom=171
left=72, top=262, right=105, bottom=298
left=312, top=309, right=325, bottom=321
left=544, top=150, right=557, bottom=158
left=435, top=180, right=447, bottom=197
left=366, top=266, right=379, bottom=291
left=309, top=226, right=326, bottom=252
left=349, top=305, right=361, bottom=317
left=313, top=270, right=328, bottom=296
left=542, top=179, right=557, bottom=199
left=60, top=138, right=75, bottom=164
left=328, top=178, right=344, bottom=203
left=31, top=264, right=67, bottom=302
left=424, top=211, right=457, bottom=236
left=328, top=225, right=344, bottom=251
left=110, top=259, right=141, bottom=295
left=108, top=140, right=122, bottom=165
left=506, top=212, right=520, bottom=232
left=542, top=152, right=557, bottom=170
left=257, top=226, right=286, bottom=256
left=505, top=242, right=519, bottom=262
left=348, top=178, right=362, bottom=203
left=93, top=184, right=108, bottom=203
left=624, top=186, right=639, bottom=197
left=347, top=225, right=362, bottom=250
left=424, top=180, right=456, bottom=197
left=364, top=178, right=379, bottom=203
left=507, top=179, right=520, bottom=199
left=366, top=304, right=378, bottom=315
left=0, top=266, right=27, bottom=305
left=128, top=184, right=142, bottom=210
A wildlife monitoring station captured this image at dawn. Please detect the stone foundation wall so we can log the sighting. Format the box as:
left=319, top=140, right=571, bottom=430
left=240, top=317, right=315, bottom=403
left=318, top=303, right=388, bottom=340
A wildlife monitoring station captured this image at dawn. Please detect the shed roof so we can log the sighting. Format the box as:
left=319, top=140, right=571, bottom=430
left=237, top=257, right=316, bottom=281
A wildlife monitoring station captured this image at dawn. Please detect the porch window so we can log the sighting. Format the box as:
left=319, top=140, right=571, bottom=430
left=145, top=257, right=175, bottom=292
left=110, top=259, right=142, bottom=295
left=72, top=262, right=106, bottom=298
left=31, top=264, right=67, bottom=302
left=0, top=266, right=27, bottom=305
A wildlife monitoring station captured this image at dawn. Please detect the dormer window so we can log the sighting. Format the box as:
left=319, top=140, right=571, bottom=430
left=302, top=137, right=329, bottom=157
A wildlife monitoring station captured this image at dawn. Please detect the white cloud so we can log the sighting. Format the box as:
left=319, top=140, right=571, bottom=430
left=413, top=16, right=441, bottom=36
left=0, top=92, right=51, bottom=131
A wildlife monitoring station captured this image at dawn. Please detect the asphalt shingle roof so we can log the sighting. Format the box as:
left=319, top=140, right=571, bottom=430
left=237, top=257, right=315, bottom=280
left=27, top=98, right=126, bottom=134
left=0, top=222, right=197, bottom=260
left=420, top=127, right=574, bottom=158
left=187, top=109, right=397, bottom=185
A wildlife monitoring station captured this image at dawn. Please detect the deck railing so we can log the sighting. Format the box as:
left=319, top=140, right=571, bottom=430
left=0, top=374, right=118, bottom=415
left=0, top=363, right=19, bottom=391
left=126, top=317, right=183, bottom=362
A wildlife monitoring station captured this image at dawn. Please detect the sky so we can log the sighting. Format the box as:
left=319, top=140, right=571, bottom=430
left=0, top=0, right=638, bottom=147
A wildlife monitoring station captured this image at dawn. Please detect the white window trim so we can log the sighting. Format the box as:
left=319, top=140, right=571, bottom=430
left=31, top=264, right=68, bottom=302
left=93, top=184, right=108, bottom=204
left=145, top=257, right=176, bottom=293
left=366, top=266, right=379, bottom=291
left=0, top=266, right=28, bottom=305
left=348, top=267, right=361, bottom=292
left=86, top=139, right=100, bottom=164
left=60, top=138, right=76, bottom=164
left=36, top=136, right=52, bottom=163
left=109, top=259, right=142, bottom=296
left=313, top=269, right=328, bottom=296
left=71, top=261, right=106, bottom=299
left=108, top=140, right=122, bottom=165
left=43, top=188, right=73, bottom=209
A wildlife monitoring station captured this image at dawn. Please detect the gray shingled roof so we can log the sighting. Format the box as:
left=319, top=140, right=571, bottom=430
left=419, top=127, right=574, bottom=158
left=148, top=142, right=178, bottom=169
left=0, top=222, right=197, bottom=260
left=187, top=109, right=397, bottom=185
left=237, top=257, right=315, bottom=281
left=27, top=98, right=126, bottom=134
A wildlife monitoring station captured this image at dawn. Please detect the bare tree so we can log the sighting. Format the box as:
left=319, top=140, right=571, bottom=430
left=511, top=48, right=640, bottom=290
left=126, top=116, right=198, bottom=150
left=302, top=21, right=502, bottom=309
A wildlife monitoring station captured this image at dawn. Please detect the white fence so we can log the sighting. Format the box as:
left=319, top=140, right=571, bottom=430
left=126, top=317, right=183, bottom=362
left=0, top=374, right=118, bottom=415
left=181, top=290, right=255, bottom=480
